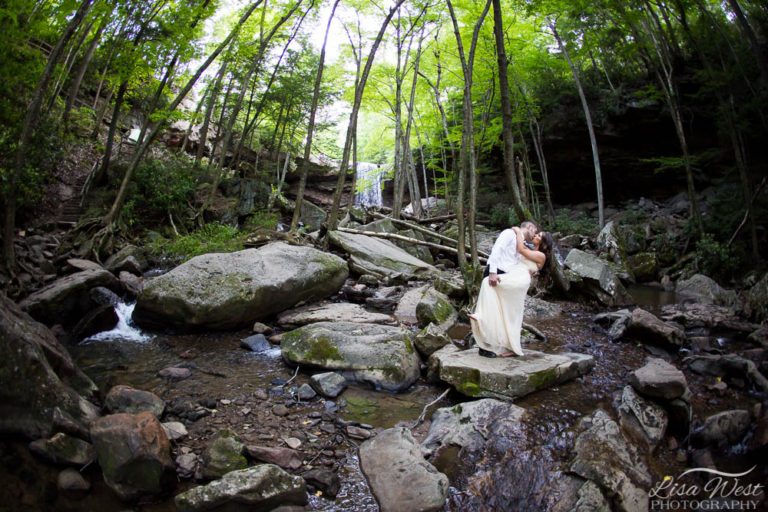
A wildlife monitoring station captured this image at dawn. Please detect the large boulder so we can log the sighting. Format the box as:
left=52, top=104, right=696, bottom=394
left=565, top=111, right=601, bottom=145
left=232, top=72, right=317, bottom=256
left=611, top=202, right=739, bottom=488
left=133, top=242, right=348, bottom=330
left=414, top=323, right=453, bottom=358
left=676, top=274, right=738, bottom=307
left=746, top=272, right=768, bottom=322
left=624, top=308, right=686, bottom=349
left=328, top=230, right=437, bottom=280
left=277, top=301, right=393, bottom=328
left=174, top=465, right=307, bottom=512
left=616, top=385, right=668, bottom=452
left=90, top=412, right=175, bottom=501
left=569, top=410, right=651, bottom=512
left=394, top=285, right=429, bottom=325
left=596, top=221, right=634, bottom=283
left=523, top=297, right=563, bottom=322
left=299, top=200, right=327, bottom=231
left=430, top=348, right=594, bottom=400
left=565, top=249, right=633, bottom=306
left=281, top=322, right=421, bottom=392
left=397, top=229, right=435, bottom=265
left=415, top=287, right=457, bottom=329
left=691, top=410, right=751, bottom=447
left=421, top=399, right=526, bottom=460
left=0, top=294, right=99, bottom=439
left=20, top=269, right=120, bottom=327
left=360, top=427, right=448, bottom=512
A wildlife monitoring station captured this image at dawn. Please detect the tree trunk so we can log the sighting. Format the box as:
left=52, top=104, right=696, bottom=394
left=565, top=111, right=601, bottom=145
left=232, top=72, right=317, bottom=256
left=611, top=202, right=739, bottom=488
left=551, top=20, right=605, bottom=228
left=63, top=16, right=107, bottom=126
left=492, top=0, right=529, bottom=221
left=197, top=61, right=228, bottom=165
left=327, top=0, right=409, bottom=231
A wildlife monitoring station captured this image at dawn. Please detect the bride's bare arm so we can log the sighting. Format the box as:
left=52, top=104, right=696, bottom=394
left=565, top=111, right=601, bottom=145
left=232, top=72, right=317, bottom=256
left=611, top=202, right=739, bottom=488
left=511, top=227, right=545, bottom=269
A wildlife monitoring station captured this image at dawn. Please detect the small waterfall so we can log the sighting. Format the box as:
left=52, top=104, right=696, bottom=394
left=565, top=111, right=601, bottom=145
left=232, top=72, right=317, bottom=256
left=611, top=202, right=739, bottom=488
left=355, top=162, right=384, bottom=207
left=83, top=301, right=151, bottom=343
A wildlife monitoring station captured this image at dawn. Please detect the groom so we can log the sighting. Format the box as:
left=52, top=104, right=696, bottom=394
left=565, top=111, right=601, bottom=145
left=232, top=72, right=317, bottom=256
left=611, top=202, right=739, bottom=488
left=485, top=220, right=538, bottom=287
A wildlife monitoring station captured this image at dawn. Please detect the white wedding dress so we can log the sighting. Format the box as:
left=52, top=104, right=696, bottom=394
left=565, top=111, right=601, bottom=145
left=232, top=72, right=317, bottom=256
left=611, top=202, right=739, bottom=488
left=469, top=258, right=537, bottom=356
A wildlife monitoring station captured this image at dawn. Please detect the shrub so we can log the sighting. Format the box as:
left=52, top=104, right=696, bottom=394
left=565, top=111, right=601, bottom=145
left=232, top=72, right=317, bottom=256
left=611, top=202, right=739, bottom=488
left=128, top=155, right=198, bottom=227
left=693, top=233, right=739, bottom=281
left=149, top=223, right=243, bottom=261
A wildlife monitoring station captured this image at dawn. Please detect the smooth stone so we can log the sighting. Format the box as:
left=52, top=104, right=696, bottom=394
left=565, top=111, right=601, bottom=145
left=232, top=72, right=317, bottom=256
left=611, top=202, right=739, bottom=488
left=58, top=468, right=91, bottom=496
left=240, top=334, right=271, bottom=352
left=244, top=445, right=302, bottom=470
left=105, top=385, right=165, bottom=418
left=629, top=358, right=689, bottom=401
left=296, top=384, right=317, bottom=401
left=277, top=301, right=393, bottom=328
left=309, top=372, right=347, bottom=398
left=29, top=433, right=96, bottom=466
left=161, top=421, right=188, bottom=441
left=201, top=430, right=247, bottom=480
left=158, top=367, right=192, bottom=380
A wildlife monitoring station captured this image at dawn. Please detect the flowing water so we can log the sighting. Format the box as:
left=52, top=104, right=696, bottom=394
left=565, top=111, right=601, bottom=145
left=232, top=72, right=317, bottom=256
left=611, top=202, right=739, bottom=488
left=354, top=163, right=384, bottom=207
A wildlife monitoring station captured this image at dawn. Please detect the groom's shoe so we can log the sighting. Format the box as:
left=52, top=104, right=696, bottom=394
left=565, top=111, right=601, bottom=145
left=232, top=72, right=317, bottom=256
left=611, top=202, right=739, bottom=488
left=478, top=348, right=497, bottom=358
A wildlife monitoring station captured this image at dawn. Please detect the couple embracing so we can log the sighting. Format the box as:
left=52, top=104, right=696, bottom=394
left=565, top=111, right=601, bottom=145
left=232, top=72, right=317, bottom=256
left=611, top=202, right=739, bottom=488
left=468, top=220, right=554, bottom=358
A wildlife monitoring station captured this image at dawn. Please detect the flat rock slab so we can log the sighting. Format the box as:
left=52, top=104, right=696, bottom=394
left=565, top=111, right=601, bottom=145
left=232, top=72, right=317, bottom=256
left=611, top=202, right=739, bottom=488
left=432, top=348, right=594, bottom=400
left=277, top=301, right=393, bottom=328
left=329, top=230, right=437, bottom=280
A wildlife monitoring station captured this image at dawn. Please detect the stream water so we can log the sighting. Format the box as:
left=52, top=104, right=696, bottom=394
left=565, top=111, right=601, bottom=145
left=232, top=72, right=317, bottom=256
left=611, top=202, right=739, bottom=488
left=2, top=286, right=764, bottom=511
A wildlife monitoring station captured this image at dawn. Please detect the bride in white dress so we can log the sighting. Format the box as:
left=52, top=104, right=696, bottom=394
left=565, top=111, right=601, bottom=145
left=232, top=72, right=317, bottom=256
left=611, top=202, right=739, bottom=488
left=469, top=227, right=553, bottom=357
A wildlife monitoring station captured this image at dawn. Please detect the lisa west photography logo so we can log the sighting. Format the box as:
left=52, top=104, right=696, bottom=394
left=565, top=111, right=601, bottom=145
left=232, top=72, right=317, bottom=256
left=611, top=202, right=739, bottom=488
left=649, top=466, right=764, bottom=510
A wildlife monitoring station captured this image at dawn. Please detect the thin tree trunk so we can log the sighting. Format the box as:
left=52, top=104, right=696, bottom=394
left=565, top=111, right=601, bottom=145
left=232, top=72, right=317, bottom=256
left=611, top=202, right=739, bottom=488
left=493, top=0, right=529, bottom=221
left=529, top=117, right=555, bottom=221
left=551, top=20, right=605, bottom=228
left=292, top=0, right=341, bottom=231
left=97, top=79, right=129, bottom=181
left=327, top=0, right=409, bottom=231
left=197, top=61, right=228, bottom=165
left=64, top=16, right=107, bottom=126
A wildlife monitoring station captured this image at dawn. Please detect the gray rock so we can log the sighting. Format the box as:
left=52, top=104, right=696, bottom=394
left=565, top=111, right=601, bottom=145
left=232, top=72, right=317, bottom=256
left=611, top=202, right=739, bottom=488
left=89, top=286, right=120, bottom=306
left=684, top=354, right=768, bottom=393
left=20, top=269, right=120, bottom=327
left=277, top=301, right=393, bottom=328
left=523, top=297, right=563, bottom=322
left=432, top=271, right=466, bottom=299
left=414, top=323, right=452, bottom=358
left=58, top=468, right=91, bottom=496
left=105, top=385, right=165, bottom=417
left=90, top=412, right=175, bottom=501
left=296, top=383, right=317, bottom=401
left=303, top=468, right=341, bottom=499
left=596, top=221, right=634, bottom=283
left=431, top=348, right=594, bottom=400
left=396, top=228, right=434, bottom=264
left=347, top=425, right=372, bottom=440
left=158, top=367, right=192, bottom=380
left=415, top=287, right=457, bottom=329
left=676, top=274, right=738, bottom=307
left=176, top=453, right=198, bottom=479
left=161, top=421, right=188, bottom=441
left=281, top=322, right=420, bottom=392
left=629, top=358, right=689, bottom=401
left=617, top=386, right=668, bottom=452
left=360, top=427, right=448, bottom=512
left=746, top=272, right=768, bottom=322
left=299, top=200, right=327, bottom=231
left=134, top=242, right=348, bottom=330
left=175, top=465, right=307, bottom=512
left=70, top=304, right=118, bottom=342
left=252, top=322, right=273, bottom=335
left=119, top=271, right=143, bottom=297
left=202, top=430, right=247, bottom=480
left=309, top=372, right=347, bottom=398
left=421, top=399, right=526, bottom=459
left=692, top=410, right=751, bottom=447
left=29, top=432, right=96, bottom=466
left=572, top=480, right=611, bottom=512
left=625, top=308, right=686, bottom=348
left=240, top=334, right=271, bottom=352
left=565, top=249, right=633, bottom=306
left=394, top=285, right=429, bottom=325
left=0, top=294, right=99, bottom=439
left=628, top=253, right=658, bottom=283
left=67, top=259, right=104, bottom=272
left=244, top=445, right=303, bottom=470
left=105, top=245, right=146, bottom=275
left=569, top=410, right=651, bottom=512
left=328, top=230, right=437, bottom=280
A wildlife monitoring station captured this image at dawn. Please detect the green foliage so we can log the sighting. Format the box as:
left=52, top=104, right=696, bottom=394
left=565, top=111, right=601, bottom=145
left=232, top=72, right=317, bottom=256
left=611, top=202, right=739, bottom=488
left=489, top=204, right=515, bottom=228
left=148, top=223, right=243, bottom=260
left=126, top=156, right=198, bottom=225
left=549, top=210, right=598, bottom=236
left=242, top=210, right=280, bottom=231
left=693, top=233, right=739, bottom=281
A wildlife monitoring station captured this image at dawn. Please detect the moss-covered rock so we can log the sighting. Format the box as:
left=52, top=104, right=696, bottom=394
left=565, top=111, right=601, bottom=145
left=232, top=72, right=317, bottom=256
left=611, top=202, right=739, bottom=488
left=201, top=430, right=247, bottom=480
left=0, top=294, right=99, bottom=440
left=628, top=252, right=658, bottom=283
left=281, top=322, right=421, bottom=392
left=134, top=242, right=348, bottom=330
left=415, top=288, right=457, bottom=328
left=431, top=348, right=594, bottom=400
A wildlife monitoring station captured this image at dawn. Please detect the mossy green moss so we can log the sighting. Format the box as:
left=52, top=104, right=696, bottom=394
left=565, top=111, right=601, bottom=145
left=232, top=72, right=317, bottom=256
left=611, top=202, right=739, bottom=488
left=305, top=336, right=344, bottom=362
left=432, top=298, right=454, bottom=324
left=403, top=335, right=415, bottom=355
left=527, top=367, right=559, bottom=390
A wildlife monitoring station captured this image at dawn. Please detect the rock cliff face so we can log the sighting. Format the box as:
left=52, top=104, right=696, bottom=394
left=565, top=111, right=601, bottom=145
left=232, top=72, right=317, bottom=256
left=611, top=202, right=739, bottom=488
left=0, top=294, right=99, bottom=439
left=133, top=242, right=348, bottom=330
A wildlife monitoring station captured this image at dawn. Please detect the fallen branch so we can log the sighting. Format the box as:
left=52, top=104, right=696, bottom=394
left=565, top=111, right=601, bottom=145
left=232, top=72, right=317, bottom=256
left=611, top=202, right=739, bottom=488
left=337, top=227, right=488, bottom=263
left=371, top=211, right=489, bottom=258
left=728, top=176, right=767, bottom=247
left=522, top=322, right=547, bottom=341
left=411, top=387, right=451, bottom=428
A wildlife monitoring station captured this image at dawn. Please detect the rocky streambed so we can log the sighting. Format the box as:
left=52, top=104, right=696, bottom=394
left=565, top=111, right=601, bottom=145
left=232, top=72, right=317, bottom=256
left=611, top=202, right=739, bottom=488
left=2, top=223, right=767, bottom=511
